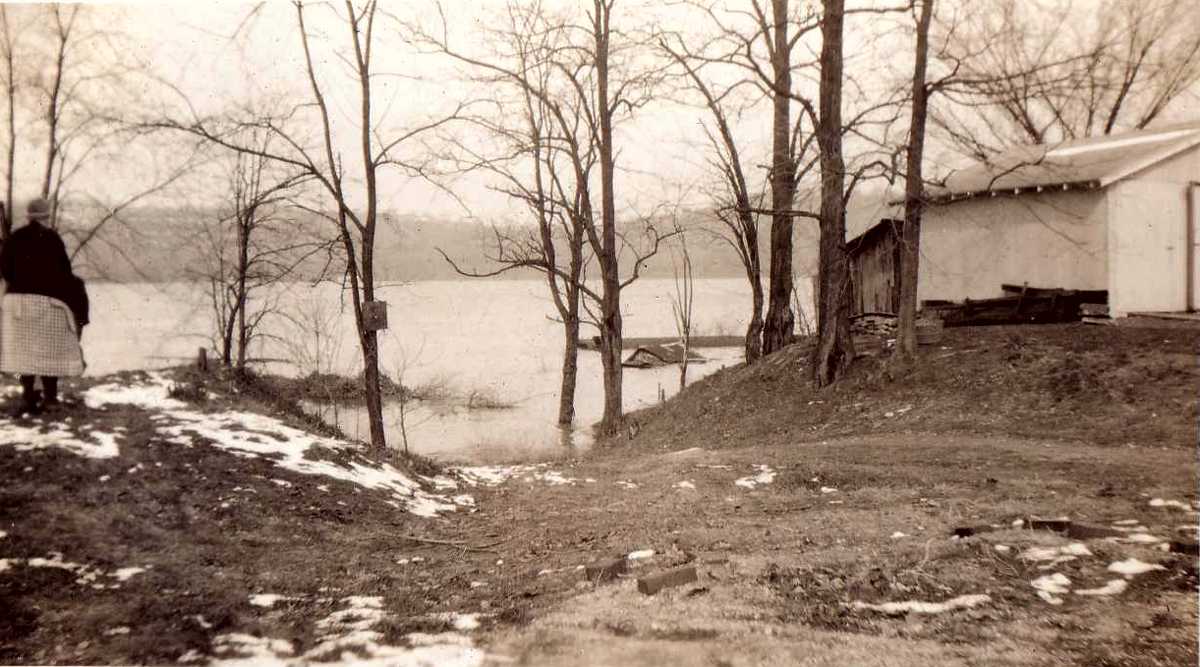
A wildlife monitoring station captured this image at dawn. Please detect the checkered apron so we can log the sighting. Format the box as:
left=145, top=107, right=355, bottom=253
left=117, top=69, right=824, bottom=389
left=0, top=293, right=85, bottom=377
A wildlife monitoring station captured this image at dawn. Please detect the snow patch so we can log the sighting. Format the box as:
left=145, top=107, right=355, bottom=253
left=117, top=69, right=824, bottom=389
left=434, top=612, right=482, bottom=631
left=1107, top=558, right=1166, bottom=576
left=851, top=594, right=990, bottom=615
left=627, top=549, right=655, bottom=560
left=537, top=470, right=577, bottom=485
left=1148, top=498, right=1194, bottom=511
left=674, top=480, right=696, bottom=490
left=1115, top=532, right=1163, bottom=544
left=80, top=376, right=460, bottom=517
left=420, top=475, right=459, bottom=491
left=1075, top=580, right=1128, bottom=597
left=0, top=421, right=120, bottom=459
left=1032, top=573, right=1071, bottom=605
left=2, top=553, right=140, bottom=589
left=451, top=465, right=525, bottom=486
left=249, top=594, right=295, bottom=608
left=1021, top=543, right=1092, bottom=564
left=112, top=566, right=146, bottom=581
left=211, top=597, right=487, bottom=667
left=890, top=532, right=908, bottom=539
left=84, top=374, right=185, bottom=410
left=167, top=412, right=453, bottom=517
left=211, top=633, right=295, bottom=665
left=734, top=465, right=776, bottom=489
left=451, top=464, right=575, bottom=487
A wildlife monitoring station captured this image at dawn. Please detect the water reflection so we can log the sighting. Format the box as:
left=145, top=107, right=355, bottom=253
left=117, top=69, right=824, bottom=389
left=303, top=396, right=597, bottom=464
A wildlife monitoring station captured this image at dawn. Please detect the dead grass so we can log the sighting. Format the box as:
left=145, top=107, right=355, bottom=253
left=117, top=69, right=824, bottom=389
left=0, top=324, right=1197, bottom=665
left=618, top=323, right=1199, bottom=453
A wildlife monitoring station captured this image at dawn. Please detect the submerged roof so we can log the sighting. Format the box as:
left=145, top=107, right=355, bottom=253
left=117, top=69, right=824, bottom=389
left=929, top=121, right=1200, bottom=203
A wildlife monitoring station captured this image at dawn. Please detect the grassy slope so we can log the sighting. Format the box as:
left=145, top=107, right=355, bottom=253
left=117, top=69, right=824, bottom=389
left=0, top=322, right=1196, bottom=666
left=621, top=322, right=1198, bottom=452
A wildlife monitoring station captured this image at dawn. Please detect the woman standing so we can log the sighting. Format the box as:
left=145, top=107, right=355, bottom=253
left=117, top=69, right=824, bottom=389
left=0, top=198, right=87, bottom=416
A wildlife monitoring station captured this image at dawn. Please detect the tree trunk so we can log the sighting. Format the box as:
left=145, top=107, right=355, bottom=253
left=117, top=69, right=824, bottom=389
left=236, top=293, right=247, bottom=369
left=896, top=0, right=934, bottom=365
left=594, top=0, right=623, bottom=436
left=598, top=318, right=622, bottom=434
left=814, top=0, right=854, bottom=387
left=235, top=214, right=250, bottom=371
left=360, top=328, right=386, bottom=450
left=2, top=8, right=14, bottom=242
left=557, top=313, right=579, bottom=426
left=41, top=7, right=70, bottom=201
left=746, top=276, right=764, bottom=362
left=222, top=301, right=237, bottom=367
left=762, top=0, right=796, bottom=356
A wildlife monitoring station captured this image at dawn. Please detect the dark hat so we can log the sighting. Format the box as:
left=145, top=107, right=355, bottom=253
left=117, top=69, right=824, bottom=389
left=27, top=198, right=51, bottom=221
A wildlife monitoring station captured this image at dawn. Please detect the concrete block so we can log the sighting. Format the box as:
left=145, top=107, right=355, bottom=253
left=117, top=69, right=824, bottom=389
left=637, top=565, right=698, bottom=595
left=1169, top=540, right=1199, bottom=556
left=952, top=525, right=995, bottom=538
left=1066, top=523, right=1124, bottom=539
left=1028, top=518, right=1071, bottom=533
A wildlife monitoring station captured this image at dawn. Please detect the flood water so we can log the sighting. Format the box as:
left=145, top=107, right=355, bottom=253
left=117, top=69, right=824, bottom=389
left=85, top=278, right=809, bottom=463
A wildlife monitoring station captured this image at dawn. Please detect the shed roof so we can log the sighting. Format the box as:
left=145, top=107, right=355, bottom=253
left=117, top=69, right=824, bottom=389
left=929, top=121, right=1200, bottom=203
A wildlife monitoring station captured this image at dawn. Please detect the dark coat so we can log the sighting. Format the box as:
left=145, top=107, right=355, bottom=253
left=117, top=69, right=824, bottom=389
left=0, top=221, right=88, bottom=329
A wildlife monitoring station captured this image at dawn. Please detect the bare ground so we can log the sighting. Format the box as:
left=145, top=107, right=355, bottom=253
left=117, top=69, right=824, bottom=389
left=0, top=323, right=1196, bottom=665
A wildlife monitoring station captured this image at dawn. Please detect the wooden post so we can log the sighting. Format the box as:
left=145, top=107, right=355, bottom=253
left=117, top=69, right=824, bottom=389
left=196, top=347, right=208, bottom=372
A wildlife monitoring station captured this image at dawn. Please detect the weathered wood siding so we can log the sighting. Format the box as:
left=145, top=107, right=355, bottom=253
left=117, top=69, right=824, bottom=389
left=848, top=220, right=901, bottom=315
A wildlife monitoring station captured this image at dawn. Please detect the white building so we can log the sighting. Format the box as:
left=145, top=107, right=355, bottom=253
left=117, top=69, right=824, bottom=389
left=847, top=121, right=1200, bottom=317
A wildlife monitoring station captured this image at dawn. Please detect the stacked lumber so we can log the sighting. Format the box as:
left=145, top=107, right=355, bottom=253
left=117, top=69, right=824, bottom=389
left=1080, top=302, right=1112, bottom=325
left=850, top=313, right=897, bottom=337
left=921, top=285, right=1106, bottom=327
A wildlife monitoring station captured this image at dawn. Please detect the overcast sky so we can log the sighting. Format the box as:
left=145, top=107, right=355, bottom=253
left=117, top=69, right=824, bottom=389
left=15, top=1, right=1200, bottom=224
left=108, top=1, right=744, bottom=222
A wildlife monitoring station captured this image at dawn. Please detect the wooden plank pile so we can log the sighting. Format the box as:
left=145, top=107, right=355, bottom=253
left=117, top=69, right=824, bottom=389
left=1080, top=302, right=1112, bottom=325
left=921, top=285, right=1107, bottom=327
left=850, top=313, right=897, bottom=337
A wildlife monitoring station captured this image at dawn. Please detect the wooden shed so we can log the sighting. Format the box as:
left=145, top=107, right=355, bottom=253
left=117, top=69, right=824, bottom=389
left=847, top=218, right=901, bottom=316
left=846, top=121, right=1200, bottom=317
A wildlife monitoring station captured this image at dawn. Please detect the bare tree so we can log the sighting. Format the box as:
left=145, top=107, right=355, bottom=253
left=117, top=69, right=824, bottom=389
left=813, top=0, right=854, bottom=387
left=0, top=6, right=18, bottom=239
left=414, top=0, right=670, bottom=436
left=676, top=0, right=822, bottom=355
left=660, top=36, right=767, bottom=363
left=196, top=139, right=318, bottom=372
left=152, top=0, right=467, bottom=453
left=894, top=0, right=934, bottom=364
left=428, top=1, right=592, bottom=427
left=933, top=0, right=1200, bottom=157
left=661, top=1, right=905, bottom=365
left=670, top=235, right=695, bottom=390
left=0, top=4, right=201, bottom=269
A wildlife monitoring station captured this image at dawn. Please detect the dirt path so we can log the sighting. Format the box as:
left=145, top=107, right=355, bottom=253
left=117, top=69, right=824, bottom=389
left=439, top=434, right=1198, bottom=666
left=0, top=369, right=1195, bottom=666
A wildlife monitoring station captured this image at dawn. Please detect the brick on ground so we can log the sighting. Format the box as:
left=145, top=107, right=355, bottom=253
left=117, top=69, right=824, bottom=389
left=637, top=565, right=698, bottom=595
